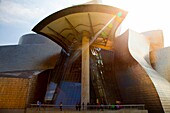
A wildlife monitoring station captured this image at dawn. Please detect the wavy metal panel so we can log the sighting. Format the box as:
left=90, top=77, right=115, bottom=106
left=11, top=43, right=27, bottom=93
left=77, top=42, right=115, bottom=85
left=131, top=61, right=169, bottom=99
left=115, top=30, right=164, bottom=113
left=150, top=47, right=170, bottom=82
left=128, top=30, right=170, bottom=113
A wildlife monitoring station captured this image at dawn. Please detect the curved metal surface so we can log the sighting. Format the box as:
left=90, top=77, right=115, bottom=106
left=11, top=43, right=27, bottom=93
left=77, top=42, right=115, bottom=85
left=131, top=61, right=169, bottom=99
left=32, top=4, right=127, bottom=53
left=150, top=47, right=170, bottom=82
left=142, top=30, right=164, bottom=52
left=0, top=34, right=61, bottom=73
left=19, top=33, right=57, bottom=45
left=114, top=30, right=163, bottom=113
left=128, top=30, right=170, bottom=113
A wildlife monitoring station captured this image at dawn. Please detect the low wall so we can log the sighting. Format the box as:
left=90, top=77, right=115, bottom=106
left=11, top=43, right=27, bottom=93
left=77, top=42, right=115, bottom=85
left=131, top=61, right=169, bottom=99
left=0, top=109, right=26, bottom=113
left=26, top=108, right=148, bottom=113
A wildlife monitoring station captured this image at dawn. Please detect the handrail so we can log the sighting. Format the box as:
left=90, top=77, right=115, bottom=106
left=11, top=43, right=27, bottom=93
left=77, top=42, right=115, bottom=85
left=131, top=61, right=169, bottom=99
left=29, top=104, right=145, bottom=111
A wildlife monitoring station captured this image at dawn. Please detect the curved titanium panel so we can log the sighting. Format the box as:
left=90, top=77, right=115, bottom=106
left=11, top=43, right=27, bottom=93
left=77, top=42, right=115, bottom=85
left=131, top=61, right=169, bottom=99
left=128, top=30, right=170, bottom=113
left=32, top=4, right=127, bottom=53
left=33, top=4, right=127, bottom=31
left=19, top=34, right=57, bottom=45
left=115, top=30, right=163, bottom=113
left=150, top=47, right=170, bottom=82
left=0, top=34, right=61, bottom=72
left=142, top=30, right=164, bottom=51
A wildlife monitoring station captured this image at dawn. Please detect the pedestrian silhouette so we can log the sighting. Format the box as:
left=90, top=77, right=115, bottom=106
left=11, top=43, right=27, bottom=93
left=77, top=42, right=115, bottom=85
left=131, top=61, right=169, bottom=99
left=59, top=102, right=62, bottom=111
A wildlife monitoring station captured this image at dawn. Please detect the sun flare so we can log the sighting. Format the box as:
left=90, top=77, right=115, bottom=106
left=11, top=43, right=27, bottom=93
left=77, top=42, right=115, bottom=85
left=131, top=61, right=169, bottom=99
left=102, top=0, right=170, bottom=47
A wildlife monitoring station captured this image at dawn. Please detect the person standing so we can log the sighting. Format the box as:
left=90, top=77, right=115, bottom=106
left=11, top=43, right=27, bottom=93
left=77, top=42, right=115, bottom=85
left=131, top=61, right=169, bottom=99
left=59, top=102, right=63, bottom=111
left=78, top=102, right=81, bottom=111
left=76, top=103, right=78, bottom=111
left=82, top=102, right=84, bottom=110
left=37, top=100, right=41, bottom=111
left=100, top=103, right=104, bottom=111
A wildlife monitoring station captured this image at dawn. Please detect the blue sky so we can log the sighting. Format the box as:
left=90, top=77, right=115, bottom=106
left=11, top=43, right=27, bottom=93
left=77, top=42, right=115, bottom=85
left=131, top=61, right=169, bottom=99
left=0, top=0, right=88, bottom=45
left=0, top=0, right=170, bottom=47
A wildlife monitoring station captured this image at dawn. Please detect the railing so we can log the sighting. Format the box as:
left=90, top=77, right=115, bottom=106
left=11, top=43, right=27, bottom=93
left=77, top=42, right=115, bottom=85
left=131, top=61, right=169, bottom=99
left=29, top=104, right=145, bottom=111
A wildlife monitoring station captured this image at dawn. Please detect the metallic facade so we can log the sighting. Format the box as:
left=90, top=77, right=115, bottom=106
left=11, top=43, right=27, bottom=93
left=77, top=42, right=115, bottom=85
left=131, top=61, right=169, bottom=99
left=0, top=34, right=61, bottom=72
left=32, top=4, right=127, bottom=52
left=0, top=4, right=170, bottom=113
left=128, top=30, right=170, bottom=113
left=150, top=47, right=170, bottom=82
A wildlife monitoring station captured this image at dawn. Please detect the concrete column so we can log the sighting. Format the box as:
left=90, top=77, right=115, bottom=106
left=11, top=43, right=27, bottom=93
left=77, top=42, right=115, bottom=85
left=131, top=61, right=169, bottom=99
left=81, top=31, right=90, bottom=105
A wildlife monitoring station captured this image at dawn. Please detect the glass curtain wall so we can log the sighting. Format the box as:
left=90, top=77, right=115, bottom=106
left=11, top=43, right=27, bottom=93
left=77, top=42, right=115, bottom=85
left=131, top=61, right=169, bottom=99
left=45, top=48, right=121, bottom=106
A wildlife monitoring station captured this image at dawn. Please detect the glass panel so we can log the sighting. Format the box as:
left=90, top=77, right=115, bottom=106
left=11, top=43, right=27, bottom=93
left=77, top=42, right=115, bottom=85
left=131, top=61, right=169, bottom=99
left=45, top=82, right=57, bottom=101
left=55, top=81, right=81, bottom=107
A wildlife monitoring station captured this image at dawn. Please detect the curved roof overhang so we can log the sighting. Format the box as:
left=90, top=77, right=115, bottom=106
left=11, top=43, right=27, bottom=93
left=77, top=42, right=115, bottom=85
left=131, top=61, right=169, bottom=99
left=33, top=4, right=127, bottom=53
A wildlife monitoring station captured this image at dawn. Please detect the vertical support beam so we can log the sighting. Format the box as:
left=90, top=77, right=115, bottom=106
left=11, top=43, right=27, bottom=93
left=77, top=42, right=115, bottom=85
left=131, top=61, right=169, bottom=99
left=81, top=31, right=90, bottom=106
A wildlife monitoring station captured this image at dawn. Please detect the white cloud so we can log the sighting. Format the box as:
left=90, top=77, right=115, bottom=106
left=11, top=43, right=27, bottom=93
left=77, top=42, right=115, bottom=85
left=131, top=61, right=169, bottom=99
left=2, top=0, right=168, bottom=47
left=0, top=0, right=47, bottom=25
left=0, top=0, right=90, bottom=45
left=0, top=0, right=89, bottom=25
